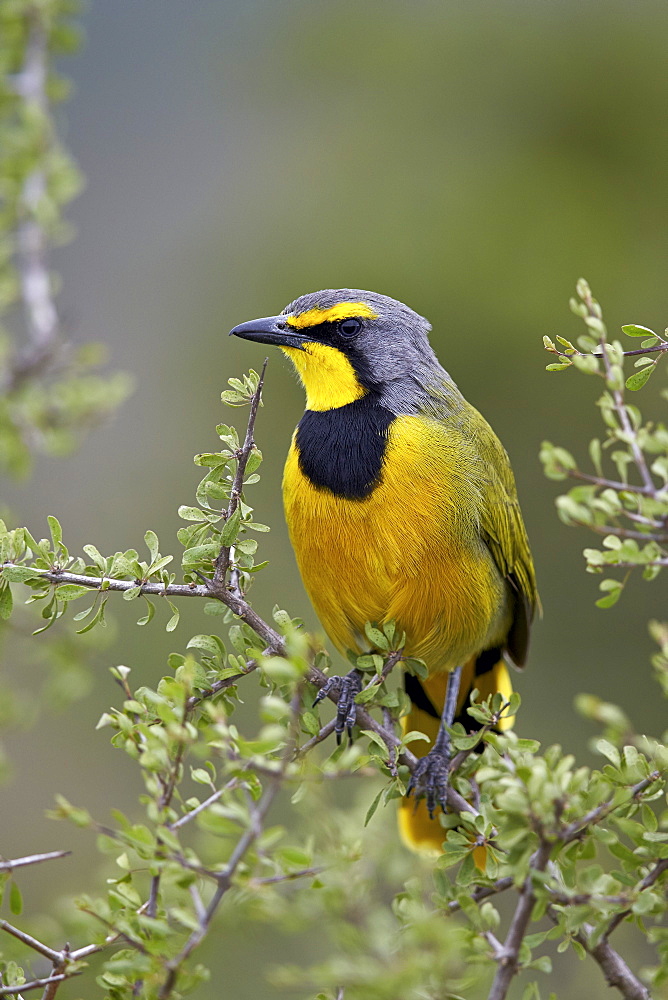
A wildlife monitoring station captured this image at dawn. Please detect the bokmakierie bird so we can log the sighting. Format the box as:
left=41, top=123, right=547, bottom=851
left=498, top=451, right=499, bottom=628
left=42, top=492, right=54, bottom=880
left=230, top=289, right=538, bottom=854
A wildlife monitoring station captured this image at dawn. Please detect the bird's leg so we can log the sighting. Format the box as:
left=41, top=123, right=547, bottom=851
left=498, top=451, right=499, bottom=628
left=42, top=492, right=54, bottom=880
left=406, top=665, right=462, bottom=817
left=313, top=669, right=363, bottom=744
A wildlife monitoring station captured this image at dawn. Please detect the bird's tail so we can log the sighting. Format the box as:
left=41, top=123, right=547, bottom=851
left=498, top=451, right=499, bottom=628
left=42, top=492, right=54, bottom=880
left=397, top=650, right=514, bottom=862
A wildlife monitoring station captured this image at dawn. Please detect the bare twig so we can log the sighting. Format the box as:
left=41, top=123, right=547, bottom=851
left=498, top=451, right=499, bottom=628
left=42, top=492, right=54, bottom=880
left=579, top=291, right=655, bottom=494
left=0, top=851, right=70, bottom=872
left=360, top=649, right=404, bottom=692
left=545, top=906, right=651, bottom=1000
left=168, top=787, right=226, bottom=830
left=566, top=469, right=658, bottom=497
left=561, top=772, right=660, bottom=844
left=41, top=944, right=70, bottom=1000
left=0, top=922, right=61, bottom=963
left=295, top=718, right=338, bottom=757
left=549, top=342, right=668, bottom=362
left=158, top=771, right=282, bottom=999
left=445, top=877, right=514, bottom=914
left=487, top=840, right=552, bottom=1000
left=602, top=857, right=668, bottom=941
left=213, top=360, right=268, bottom=588
left=0, top=974, right=68, bottom=997
left=0, top=564, right=212, bottom=598
left=250, top=865, right=324, bottom=887
left=566, top=520, right=668, bottom=543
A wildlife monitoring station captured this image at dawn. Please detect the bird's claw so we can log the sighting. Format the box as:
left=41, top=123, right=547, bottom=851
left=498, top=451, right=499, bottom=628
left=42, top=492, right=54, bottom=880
left=406, top=749, right=451, bottom=818
left=313, top=668, right=363, bottom=744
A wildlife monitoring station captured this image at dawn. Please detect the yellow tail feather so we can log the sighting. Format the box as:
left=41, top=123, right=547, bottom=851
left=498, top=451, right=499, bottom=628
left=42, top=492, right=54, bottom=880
left=397, top=657, right=514, bottom=863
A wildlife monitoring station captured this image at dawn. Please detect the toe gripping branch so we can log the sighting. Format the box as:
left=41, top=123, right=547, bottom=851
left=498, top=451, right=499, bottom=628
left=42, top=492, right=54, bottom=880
left=406, top=664, right=463, bottom=818
left=312, top=668, right=363, bottom=744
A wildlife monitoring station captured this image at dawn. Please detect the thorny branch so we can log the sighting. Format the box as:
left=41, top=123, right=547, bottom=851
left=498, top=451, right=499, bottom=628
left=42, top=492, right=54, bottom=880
left=155, top=686, right=303, bottom=998
left=213, top=358, right=268, bottom=588
left=484, top=770, right=663, bottom=1000
left=487, top=840, right=553, bottom=1000
left=545, top=906, right=651, bottom=1000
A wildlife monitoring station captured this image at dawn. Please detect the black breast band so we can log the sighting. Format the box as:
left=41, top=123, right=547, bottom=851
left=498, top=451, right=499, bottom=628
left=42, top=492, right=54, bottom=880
left=295, top=395, right=394, bottom=499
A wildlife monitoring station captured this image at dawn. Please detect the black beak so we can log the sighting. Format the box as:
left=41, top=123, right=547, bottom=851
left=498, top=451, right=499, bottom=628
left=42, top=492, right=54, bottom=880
left=229, top=314, right=307, bottom=350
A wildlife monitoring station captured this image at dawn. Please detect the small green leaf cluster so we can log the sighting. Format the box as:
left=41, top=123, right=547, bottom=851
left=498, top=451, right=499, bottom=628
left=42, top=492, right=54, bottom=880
left=0, top=0, right=131, bottom=477
left=180, top=381, right=268, bottom=586
left=0, top=0, right=82, bottom=252
left=0, top=517, right=180, bottom=633
left=0, top=372, right=269, bottom=638
left=0, top=351, right=133, bottom=477
left=45, top=633, right=320, bottom=995
left=431, top=732, right=667, bottom=985
left=541, top=280, right=668, bottom=607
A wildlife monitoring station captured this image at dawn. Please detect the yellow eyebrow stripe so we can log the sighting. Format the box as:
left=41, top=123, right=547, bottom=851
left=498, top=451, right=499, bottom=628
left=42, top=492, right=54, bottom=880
left=286, top=302, right=378, bottom=330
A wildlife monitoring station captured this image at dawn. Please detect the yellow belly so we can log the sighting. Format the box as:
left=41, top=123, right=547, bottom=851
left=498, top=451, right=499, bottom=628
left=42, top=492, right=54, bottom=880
left=283, top=414, right=510, bottom=672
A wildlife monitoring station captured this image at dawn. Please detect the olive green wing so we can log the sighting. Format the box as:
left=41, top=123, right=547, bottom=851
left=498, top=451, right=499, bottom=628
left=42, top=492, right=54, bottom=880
left=467, top=407, right=539, bottom=667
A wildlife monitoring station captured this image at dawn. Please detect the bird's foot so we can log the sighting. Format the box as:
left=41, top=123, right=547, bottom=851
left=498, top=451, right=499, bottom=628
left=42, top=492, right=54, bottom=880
left=406, top=748, right=451, bottom=818
left=313, top=668, right=363, bottom=744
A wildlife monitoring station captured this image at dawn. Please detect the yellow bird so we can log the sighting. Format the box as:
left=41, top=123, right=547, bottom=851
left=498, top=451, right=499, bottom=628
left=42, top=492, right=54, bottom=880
left=230, top=290, right=538, bottom=855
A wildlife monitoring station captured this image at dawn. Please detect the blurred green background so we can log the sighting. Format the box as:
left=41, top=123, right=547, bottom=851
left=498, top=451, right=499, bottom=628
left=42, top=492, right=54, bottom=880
left=3, top=0, right=668, bottom=995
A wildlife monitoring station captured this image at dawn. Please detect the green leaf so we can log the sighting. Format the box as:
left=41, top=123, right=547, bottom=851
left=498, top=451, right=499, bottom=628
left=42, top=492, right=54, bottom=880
left=187, top=634, right=224, bottom=658
left=516, top=738, right=540, bottom=752
left=55, top=584, right=92, bottom=601
left=245, top=448, right=263, bottom=474
left=47, top=515, right=63, bottom=550
left=137, top=597, right=155, bottom=626
left=451, top=731, right=482, bottom=751
left=596, top=738, right=621, bottom=767
left=364, top=788, right=384, bottom=826
left=148, top=554, right=173, bottom=574
left=236, top=538, right=258, bottom=555
left=621, top=324, right=656, bottom=338
left=144, top=530, right=159, bottom=563
left=182, top=543, right=220, bottom=565
left=352, top=685, right=379, bottom=705
left=625, top=364, right=655, bottom=391
left=178, top=506, right=207, bottom=522
left=9, top=881, right=22, bottom=916
left=401, top=730, right=430, bottom=746
left=165, top=600, right=180, bottom=632
left=191, top=768, right=211, bottom=785
left=1, top=565, right=41, bottom=583
left=73, top=602, right=97, bottom=622
left=360, top=729, right=388, bottom=753
left=363, top=622, right=389, bottom=651
left=0, top=583, right=12, bottom=620
left=404, top=657, right=428, bottom=679
left=595, top=588, right=622, bottom=609
left=194, top=452, right=228, bottom=467
left=76, top=598, right=107, bottom=634
left=83, top=543, right=107, bottom=570
left=221, top=507, right=242, bottom=546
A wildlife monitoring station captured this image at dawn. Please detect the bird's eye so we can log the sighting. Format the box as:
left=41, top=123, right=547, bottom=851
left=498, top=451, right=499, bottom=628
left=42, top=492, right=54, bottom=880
left=338, top=317, right=362, bottom=338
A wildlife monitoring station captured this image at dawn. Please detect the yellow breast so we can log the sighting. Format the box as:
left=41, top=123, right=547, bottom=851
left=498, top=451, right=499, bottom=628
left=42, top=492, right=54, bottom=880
left=283, top=413, right=510, bottom=672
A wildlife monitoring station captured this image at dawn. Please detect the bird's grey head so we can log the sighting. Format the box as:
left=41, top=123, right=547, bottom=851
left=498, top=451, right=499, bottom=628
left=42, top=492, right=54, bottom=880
left=229, top=288, right=459, bottom=415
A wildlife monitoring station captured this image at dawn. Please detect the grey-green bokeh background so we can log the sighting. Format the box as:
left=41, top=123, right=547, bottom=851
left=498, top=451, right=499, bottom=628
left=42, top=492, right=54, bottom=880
left=4, top=1, right=668, bottom=996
